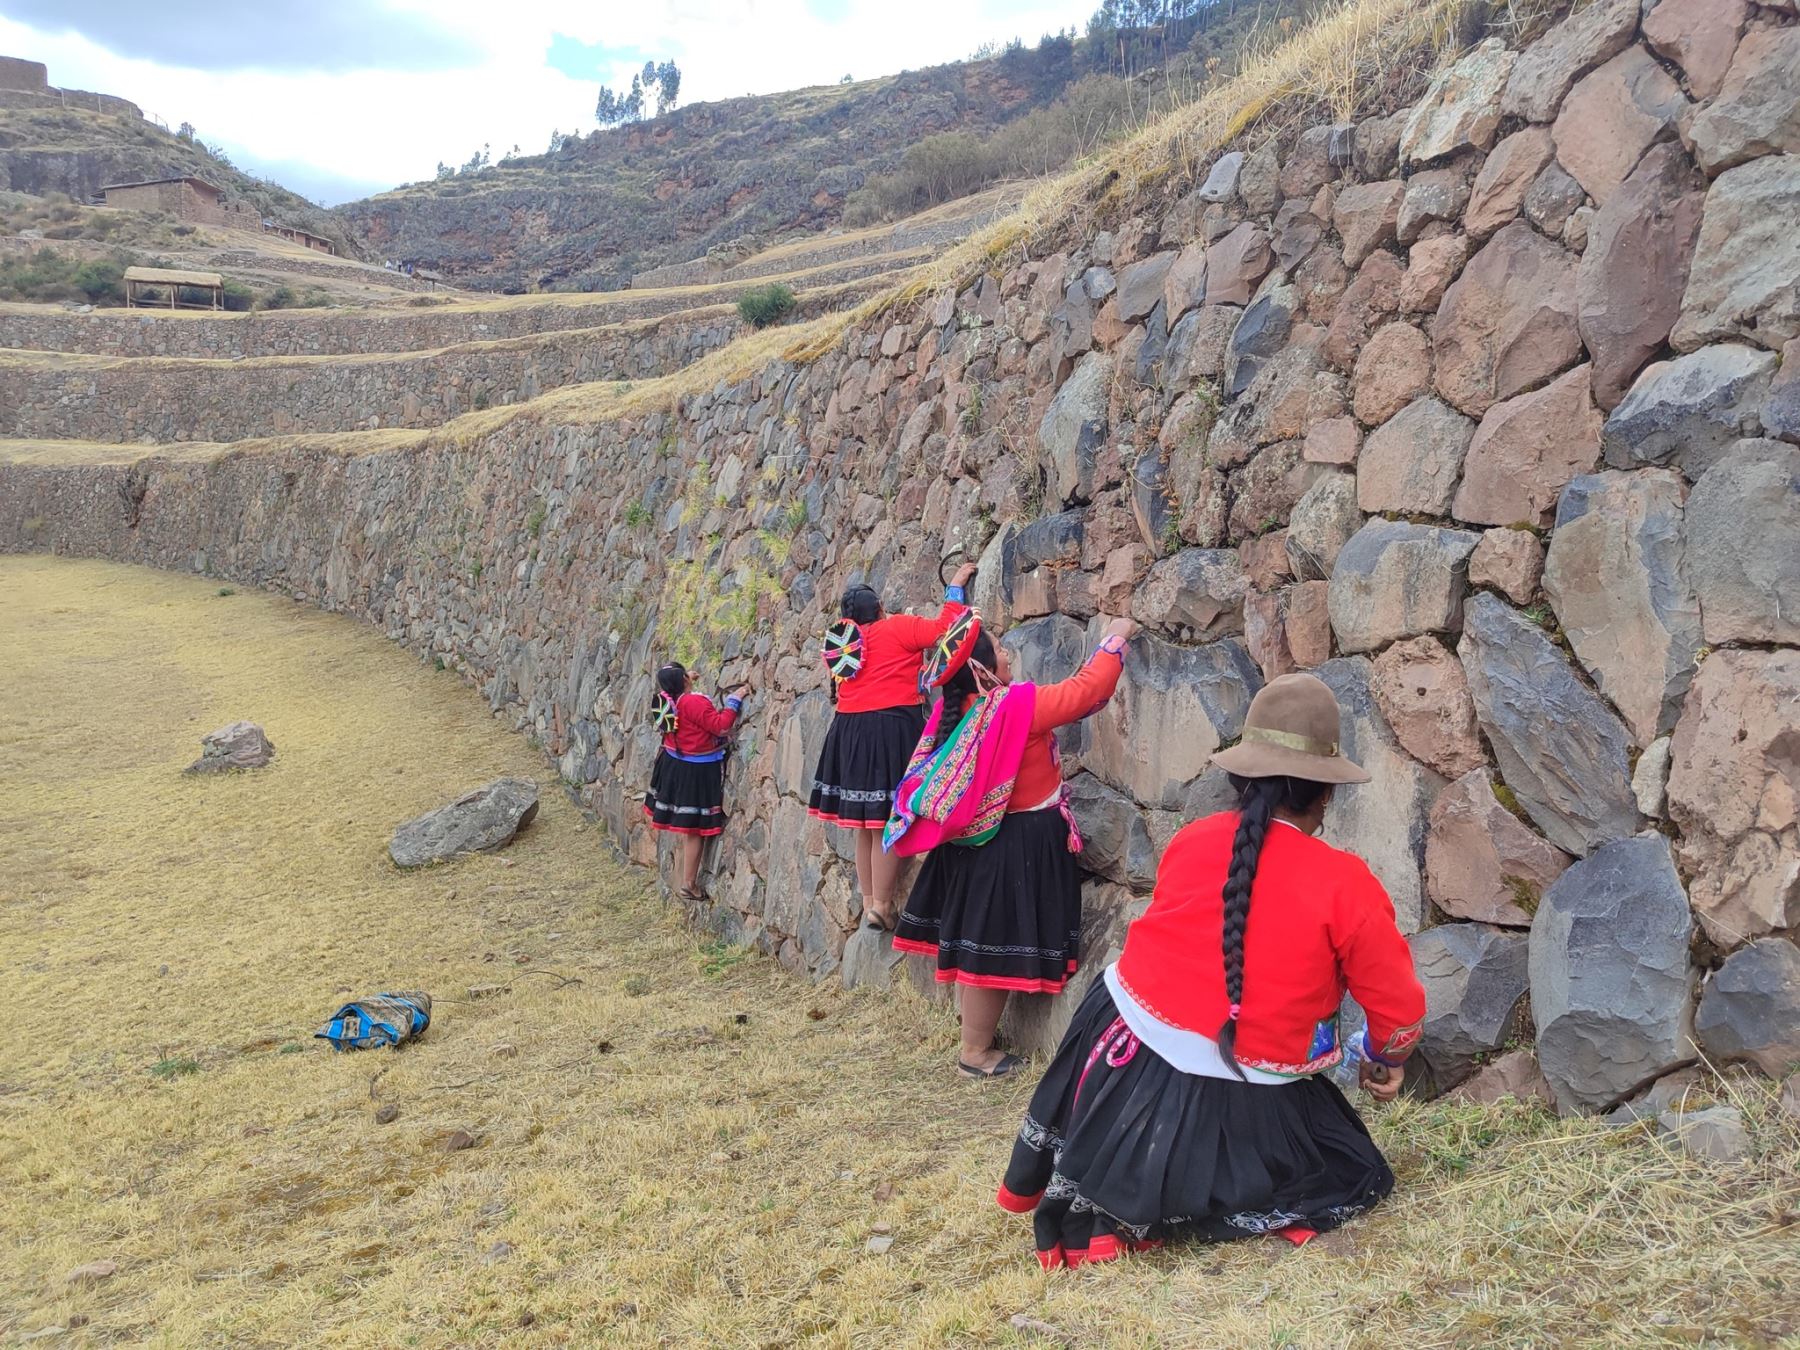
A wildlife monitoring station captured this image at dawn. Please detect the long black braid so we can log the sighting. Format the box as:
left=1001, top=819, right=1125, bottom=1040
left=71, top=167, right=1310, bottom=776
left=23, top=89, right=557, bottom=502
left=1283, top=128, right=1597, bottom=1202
left=1217, top=772, right=1333, bottom=1078
left=932, top=629, right=997, bottom=750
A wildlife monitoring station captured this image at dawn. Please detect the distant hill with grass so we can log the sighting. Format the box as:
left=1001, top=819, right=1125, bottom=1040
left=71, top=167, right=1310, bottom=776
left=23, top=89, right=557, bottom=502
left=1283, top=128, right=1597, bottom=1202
left=336, top=0, right=1313, bottom=293
left=0, top=103, right=359, bottom=258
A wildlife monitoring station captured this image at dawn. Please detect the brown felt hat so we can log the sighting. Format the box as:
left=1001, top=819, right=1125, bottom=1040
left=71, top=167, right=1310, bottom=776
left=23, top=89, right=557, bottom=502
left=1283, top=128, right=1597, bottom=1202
left=1211, top=673, right=1370, bottom=785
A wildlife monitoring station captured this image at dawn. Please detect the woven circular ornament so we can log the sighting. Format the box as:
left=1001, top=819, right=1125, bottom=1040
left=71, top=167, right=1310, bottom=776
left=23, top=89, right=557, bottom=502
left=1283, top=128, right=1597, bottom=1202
left=822, top=618, right=865, bottom=682
left=652, top=692, right=679, bottom=735
left=921, top=608, right=981, bottom=690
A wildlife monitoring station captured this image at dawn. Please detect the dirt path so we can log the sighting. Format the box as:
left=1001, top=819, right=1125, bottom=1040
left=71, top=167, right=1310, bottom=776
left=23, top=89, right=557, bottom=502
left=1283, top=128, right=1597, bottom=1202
left=1, top=557, right=1793, bottom=1347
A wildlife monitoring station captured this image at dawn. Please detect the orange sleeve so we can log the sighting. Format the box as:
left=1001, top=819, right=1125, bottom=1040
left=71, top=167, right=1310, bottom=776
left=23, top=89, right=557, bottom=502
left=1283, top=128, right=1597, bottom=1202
left=680, top=692, right=740, bottom=738
left=1334, top=864, right=1426, bottom=1064
left=881, top=599, right=968, bottom=654
left=1029, top=648, right=1124, bottom=733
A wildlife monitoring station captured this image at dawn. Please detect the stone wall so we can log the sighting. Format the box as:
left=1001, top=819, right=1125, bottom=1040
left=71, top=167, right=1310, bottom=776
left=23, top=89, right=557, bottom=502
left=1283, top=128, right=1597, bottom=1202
left=0, top=56, right=47, bottom=92
left=4, top=0, right=1797, bottom=1109
left=0, top=274, right=893, bottom=360
left=0, top=313, right=742, bottom=441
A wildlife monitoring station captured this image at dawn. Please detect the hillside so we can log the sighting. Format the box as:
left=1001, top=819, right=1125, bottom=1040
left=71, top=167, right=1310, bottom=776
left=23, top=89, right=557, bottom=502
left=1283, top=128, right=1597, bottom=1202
left=0, top=103, right=359, bottom=258
left=337, top=0, right=1315, bottom=292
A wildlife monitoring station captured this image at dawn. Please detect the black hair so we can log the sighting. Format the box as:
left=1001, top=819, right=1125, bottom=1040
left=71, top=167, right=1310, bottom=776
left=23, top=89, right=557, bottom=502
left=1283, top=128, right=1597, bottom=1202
left=1216, top=771, right=1333, bottom=1079
left=840, top=584, right=881, bottom=624
left=931, top=629, right=998, bottom=750
left=653, top=661, right=687, bottom=712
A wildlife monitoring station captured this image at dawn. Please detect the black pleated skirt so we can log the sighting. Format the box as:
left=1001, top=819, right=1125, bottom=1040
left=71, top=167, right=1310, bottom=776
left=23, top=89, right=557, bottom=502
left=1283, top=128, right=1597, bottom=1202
left=893, top=807, right=1081, bottom=993
left=809, top=705, right=927, bottom=829
left=998, top=979, right=1396, bottom=1267
left=643, top=752, right=726, bottom=836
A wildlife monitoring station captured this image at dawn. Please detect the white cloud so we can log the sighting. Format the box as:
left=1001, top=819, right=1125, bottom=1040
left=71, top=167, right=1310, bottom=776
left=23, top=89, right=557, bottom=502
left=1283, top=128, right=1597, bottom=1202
left=0, top=0, right=1097, bottom=205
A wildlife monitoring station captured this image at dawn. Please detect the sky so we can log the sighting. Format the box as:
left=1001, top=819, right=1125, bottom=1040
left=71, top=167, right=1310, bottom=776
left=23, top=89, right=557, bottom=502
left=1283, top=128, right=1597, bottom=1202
left=0, top=0, right=1103, bottom=206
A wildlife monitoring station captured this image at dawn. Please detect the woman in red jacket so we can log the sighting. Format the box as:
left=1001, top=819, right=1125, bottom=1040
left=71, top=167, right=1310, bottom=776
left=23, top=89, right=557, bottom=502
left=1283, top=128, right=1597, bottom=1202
left=893, top=614, right=1135, bottom=1079
left=996, top=673, right=1427, bottom=1267
left=644, top=661, right=747, bottom=900
left=809, top=563, right=976, bottom=929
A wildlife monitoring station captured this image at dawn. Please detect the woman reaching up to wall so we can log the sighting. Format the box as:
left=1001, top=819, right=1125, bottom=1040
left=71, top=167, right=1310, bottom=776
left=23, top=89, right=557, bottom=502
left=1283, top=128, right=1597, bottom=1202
left=809, top=562, right=977, bottom=930
left=888, top=613, right=1136, bottom=1079
left=644, top=661, right=747, bottom=902
left=996, top=673, right=1427, bottom=1268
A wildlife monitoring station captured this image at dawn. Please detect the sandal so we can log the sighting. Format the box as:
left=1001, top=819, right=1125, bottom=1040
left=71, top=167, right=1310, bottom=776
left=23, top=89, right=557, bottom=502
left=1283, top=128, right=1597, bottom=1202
left=863, top=909, right=896, bottom=932
left=959, top=1052, right=1026, bottom=1080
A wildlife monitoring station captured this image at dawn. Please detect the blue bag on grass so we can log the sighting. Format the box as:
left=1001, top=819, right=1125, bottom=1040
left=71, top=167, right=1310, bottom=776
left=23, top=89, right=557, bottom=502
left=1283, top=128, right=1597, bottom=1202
left=314, top=991, right=432, bottom=1051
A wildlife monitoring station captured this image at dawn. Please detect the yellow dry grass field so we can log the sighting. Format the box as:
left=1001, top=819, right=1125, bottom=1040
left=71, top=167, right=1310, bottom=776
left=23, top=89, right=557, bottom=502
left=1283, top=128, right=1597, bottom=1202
left=1, top=556, right=1796, bottom=1348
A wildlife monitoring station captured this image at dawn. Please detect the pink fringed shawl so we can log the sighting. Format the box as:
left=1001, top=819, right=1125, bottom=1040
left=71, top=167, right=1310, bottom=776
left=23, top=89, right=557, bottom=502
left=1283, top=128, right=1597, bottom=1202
left=882, top=683, right=1037, bottom=857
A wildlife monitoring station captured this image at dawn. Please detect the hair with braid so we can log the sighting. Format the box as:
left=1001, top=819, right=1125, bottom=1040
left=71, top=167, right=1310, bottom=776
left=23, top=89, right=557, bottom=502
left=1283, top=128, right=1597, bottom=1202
left=840, top=584, right=881, bottom=623
left=652, top=661, right=687, bottom=711
left=931, top=629, right=997, bottom=750
left=1216, top=771, right=1333, bottom=1078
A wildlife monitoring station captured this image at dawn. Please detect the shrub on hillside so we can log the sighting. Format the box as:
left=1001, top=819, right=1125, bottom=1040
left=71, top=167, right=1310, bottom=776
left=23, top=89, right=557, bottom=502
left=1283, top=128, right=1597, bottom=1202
left=0, top=247, right=134, bottom=305
left=221, top=280, right=256, bottom=311
left=737, top=282, right=797, bottom=329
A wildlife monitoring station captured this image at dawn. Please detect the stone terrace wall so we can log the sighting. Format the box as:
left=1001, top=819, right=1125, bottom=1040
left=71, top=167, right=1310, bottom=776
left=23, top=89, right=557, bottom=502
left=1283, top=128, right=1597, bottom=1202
left=5, top=0, right=1798, bottom=1109
left=0, top=314, right=741, bottom=441
left=0, top=275, right=891, bottom=361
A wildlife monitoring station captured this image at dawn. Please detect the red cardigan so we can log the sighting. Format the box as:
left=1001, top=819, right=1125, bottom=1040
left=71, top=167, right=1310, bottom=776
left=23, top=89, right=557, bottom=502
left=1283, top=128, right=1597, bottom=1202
left=1010, top=646, right=1123, bottom=811
left=661, top=691, right=742, bottom=759
left=1114, top=813, right=1425, bottom=1077
left=833, top=599, right=966, bottom=713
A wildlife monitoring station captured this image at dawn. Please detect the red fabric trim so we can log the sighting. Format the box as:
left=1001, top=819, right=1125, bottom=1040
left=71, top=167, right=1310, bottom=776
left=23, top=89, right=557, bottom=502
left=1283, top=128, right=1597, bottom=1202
left=1037, top=1244, right=1065, bottom=1270
left=644, top=820, right=724, bottom=837
left=1278, top=1226, right=1318, bottom=1247
left=806, top=808, right=885, bottom=830
left=995, top=1184, right=1042, bottom=1214
left=889, top=939, right=1074, bottom=993
left=933, top=968, right=1070, bottom=994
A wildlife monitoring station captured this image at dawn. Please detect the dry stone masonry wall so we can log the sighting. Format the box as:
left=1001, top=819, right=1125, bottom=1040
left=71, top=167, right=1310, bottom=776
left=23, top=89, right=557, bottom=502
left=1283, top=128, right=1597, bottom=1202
left=3, top=0, right=1797, bottom=1110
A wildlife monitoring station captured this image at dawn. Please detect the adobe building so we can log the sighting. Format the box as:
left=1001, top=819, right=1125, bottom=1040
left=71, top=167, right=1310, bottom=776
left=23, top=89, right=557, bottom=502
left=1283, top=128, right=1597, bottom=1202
left=101, top=175, right=227, bottom=222
left=264, top=223, right=336, bottom=255
left=0, top=56, right=47, bottom=93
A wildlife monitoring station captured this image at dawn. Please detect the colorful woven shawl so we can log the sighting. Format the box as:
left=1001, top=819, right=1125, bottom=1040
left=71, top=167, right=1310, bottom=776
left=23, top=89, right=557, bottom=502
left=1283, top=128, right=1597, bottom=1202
left=882, top=683, right=1037, bottom=857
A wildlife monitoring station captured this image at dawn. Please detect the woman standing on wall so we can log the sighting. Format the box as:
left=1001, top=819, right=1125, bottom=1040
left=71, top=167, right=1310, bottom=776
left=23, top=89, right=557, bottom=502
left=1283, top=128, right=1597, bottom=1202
left=809, top=562, right=978, bottom=930
left=888, top=613, right=1136, bottom=1079
left=644, top=661, right=747, bottom=902
left=995, top=673, right=1426, bottom=1267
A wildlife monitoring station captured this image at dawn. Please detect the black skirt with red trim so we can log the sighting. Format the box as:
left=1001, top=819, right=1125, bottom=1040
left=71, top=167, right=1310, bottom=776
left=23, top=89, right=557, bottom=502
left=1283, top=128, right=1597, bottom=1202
left=893, top=807, right=1081, bottom=993
left=643, top=751, right=726, bottom=837
left=809, top=705, right=926, bottom=829
left=997, top=979, right=1395, bottom=1268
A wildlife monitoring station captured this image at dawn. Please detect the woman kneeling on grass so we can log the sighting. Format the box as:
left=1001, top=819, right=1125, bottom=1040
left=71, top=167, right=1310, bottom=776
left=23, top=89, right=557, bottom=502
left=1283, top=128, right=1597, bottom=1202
left=997, top=673, right=1427, bottom=1268
left=809, top=564, right=977, bottom=930
left=643, top=661, right=747, bottom=901
left=889, top=613, right=1136, bottom=1080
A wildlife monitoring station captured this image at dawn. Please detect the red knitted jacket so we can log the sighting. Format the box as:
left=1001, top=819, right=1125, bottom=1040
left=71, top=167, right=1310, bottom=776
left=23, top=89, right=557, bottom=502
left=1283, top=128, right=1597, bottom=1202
left=1113, top=813, right=1425, bottom=1077
left=832, top=599, right=966, bottom=713
left=661, top=691, right=742, bottom=758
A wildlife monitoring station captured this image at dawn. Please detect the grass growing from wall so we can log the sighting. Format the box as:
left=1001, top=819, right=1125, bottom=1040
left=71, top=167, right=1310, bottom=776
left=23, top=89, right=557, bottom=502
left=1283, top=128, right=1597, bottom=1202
left=2, top=556, right=1798, bottom=1347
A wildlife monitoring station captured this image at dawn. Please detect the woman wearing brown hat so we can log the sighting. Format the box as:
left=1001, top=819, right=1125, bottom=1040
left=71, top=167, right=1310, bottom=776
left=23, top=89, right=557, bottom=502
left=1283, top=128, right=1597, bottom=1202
left=995, top=673, right=1427, bottom=1268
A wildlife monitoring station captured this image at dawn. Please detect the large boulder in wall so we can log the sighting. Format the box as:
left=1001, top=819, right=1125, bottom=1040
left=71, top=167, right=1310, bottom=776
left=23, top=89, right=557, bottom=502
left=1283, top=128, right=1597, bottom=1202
left=1458, top=592, right=1639, bottom=856
left=1432, top=220, right=1581, bottom=416
left=1314, top=657, right=1445, bottom=933
left=1666, top=648, right=1800, bottom=946
left=1542, top=469, right=1700, bottom=745
left=1529, top=833, right=1697, bottom=1114
left=1575, top=143, right=1707, bottom=411
left=1684, top=439, right=1800, bottom=646
left=1694, top=938, right=1800, bottom=1079
left=1601, top=343, right=1777, bottom=479
left=1085, top=633, right=1261, bottom=810
left=1408, top=923, right=1531, bottom=1095
left=1327, top=520, right=1481, bottom=654
left=1038, top=352, right=1112, bottom=506
left=1674, top=156, right=1800, bottom=353
left=1002, top=614, right=1090, bottom=760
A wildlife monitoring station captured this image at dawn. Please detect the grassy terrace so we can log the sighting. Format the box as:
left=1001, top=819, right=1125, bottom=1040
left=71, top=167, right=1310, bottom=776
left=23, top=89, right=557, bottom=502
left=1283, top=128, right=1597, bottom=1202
left=2, top=559, right=1796, bottom=1347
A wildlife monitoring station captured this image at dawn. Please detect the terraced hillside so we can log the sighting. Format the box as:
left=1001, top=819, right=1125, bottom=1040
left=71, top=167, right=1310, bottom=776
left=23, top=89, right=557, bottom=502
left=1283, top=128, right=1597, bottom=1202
left=0, top=201, right=985, bottom=440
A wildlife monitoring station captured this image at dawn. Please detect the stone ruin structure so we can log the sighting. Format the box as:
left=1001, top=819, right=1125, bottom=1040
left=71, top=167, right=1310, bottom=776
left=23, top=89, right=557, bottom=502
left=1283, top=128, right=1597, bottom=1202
left=1, top=0, right=1796, bottom=1114
left=0, top=54, right=141, bottom=118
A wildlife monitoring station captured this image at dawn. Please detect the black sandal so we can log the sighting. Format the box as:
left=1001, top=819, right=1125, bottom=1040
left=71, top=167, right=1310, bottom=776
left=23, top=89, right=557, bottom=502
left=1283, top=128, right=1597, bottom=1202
left=863, top=907, right=897, bottom=932
left=959, top=1052, right=1026, bottom=1080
